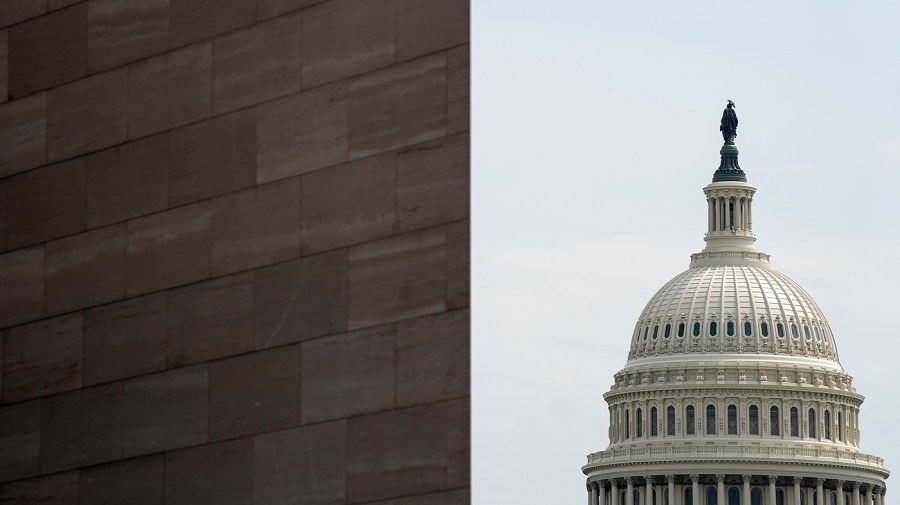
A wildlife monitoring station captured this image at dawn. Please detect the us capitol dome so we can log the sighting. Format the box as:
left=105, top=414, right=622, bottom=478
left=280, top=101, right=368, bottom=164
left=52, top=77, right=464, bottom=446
left=582, top=103, right=889, bottom=505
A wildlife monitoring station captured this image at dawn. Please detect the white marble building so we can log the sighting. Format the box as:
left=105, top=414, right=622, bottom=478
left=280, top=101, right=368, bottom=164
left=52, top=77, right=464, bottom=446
left=582, top=142, right=889, bottom=505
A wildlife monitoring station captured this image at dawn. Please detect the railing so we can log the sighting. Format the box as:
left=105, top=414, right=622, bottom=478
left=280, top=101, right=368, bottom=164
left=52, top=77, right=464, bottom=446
left=585, top=444, right=885, bottom=469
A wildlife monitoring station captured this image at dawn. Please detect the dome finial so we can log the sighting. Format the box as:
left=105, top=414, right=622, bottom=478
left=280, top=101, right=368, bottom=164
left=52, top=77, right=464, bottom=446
left=713, top=100, right=746, bottom=182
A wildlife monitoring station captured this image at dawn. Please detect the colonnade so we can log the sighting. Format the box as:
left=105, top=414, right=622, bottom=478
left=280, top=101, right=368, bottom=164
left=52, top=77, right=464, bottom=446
left=587, top=475, right=885, bottom=505
left=707, top=195, right=751, bottom=233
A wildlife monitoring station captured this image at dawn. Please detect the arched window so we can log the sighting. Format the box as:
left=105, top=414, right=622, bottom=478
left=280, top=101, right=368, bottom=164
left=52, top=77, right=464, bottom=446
left=824, top=410, right=831, bottom=440
left=728, top=487, right=741, bottom=505
left=727, top=404, right=737, bottom=434
left=710, top=321, right=718, bottom=337
left=678, top=322, right=686, bottom=337
left=790, top=407, right=799, bottom=437
left=777, top=323, right=785, bottom=338
left=685, top=488, right=694, bottom=505
left=777, top=490, right=785, bottom=505
left=804, top=325, right=811, bottom=340
left=744, top=321, right=753, bottom=336
left=808, top=409, right=816, bottom=438
left=770, top=406, right=780, bottom=436
left=653, top=325, right=659, bottom=339
left=761, top=321, right=769, bottom=337
left=791, top=324, right=799, bottom=339
left=814, top=326, right=822, bottom=341
left=749, top=405, right=759, bottom=434
left=665, top=323, right=671, bottom=338
left=707, top=487, right=718, bottom=505
left=626, top=410, right=631, bottom=438
left=837, top=411, right=843, bottom=442
left=644, top=327, right=649, bottom=340
left=751, top=488, right=763, bottom=505
left=637, top=408, right=644, bottom=437
left=686, top=405, right=696, bottom=435
left=706, top=405, right=716, bottom=434
left=727, top=321, right=735, bottom=336
left=651, top=407, right=658, bottom=436
left=693, top=322, right=701, bottom=337
left=635, top=490, right=641, bottom=505
left=667, top=406, right=676, bottom=435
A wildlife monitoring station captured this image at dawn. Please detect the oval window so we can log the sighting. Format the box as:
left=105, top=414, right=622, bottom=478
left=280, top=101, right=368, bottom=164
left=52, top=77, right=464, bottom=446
left=814, top=326, right=821, bottom=341
left=726, top=321, right=735, bottom=336
left=710, top=321, right=718, bottom=337
left=803, top=325, right=811, bottom=340
left=777, top=323, right=785, bottom=338
left=678, top=322, right=686, bottom=337
left=761, top=322, right=769, bottom=337
left=643, top=326, right=648, bottom=340
left=744, top=321, right=752, bottom=336
left=653, top=325, right=659, bottom=339
left=664, top=323, right=672, bottom=338
left=693, top=322, right=701, bottom=337
left=791, top=324, right=799, bottom=339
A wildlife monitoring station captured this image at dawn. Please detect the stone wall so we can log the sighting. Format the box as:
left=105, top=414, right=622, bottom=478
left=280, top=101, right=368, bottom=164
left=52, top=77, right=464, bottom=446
left=0, top=1, right=469, bottom=503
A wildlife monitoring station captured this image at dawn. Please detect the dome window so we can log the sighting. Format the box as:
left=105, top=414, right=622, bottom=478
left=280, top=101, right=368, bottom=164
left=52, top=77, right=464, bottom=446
left=664, top=323, right=671, bottom=338
left=686, top=405, right=696, bottom=434
left=790, top=324, right=799, bottom=339
left=636, top=408, right=644, bottom=437
left=667, top=406, right=676, bottom=435
left=814, top=326, right=821, bottom=341
left=744, top=321, right=752, bottom=336
left=706, top=405, right=716, bottom=434
left=808, top=409, right=816, bottom=438
left=651, top=407, right=658, bottom=436
left=749, top=405, right=759, bottom=434
left=776, top=323, right=785, bottom=338
left=652, top=325, right=659, bottom=339
left=728, top=487, right=741, bottom=505
left=790, top=407, right=799, bottom=436
left=824, top=410, right=831, bottom=440
left=677, top=322, right=685, bottom=337
left=727, top=404, right=737, bottom=434
left=692, top=322, right=701, bottom=337
left=709, top=321, right=718, bottom=337
left=770, top=406, right=780, bottom=436
left=803, top=325, right=811, bottom=340
left=643, top=326, right=648, bottom=341
left=726, top=321, right=735, bottom=336
left=761, top=321, right=769, bottom=337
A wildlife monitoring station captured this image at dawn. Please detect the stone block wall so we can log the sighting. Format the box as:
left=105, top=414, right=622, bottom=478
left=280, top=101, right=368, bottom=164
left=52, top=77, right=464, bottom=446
left=0, top=1, right=469, bottom=503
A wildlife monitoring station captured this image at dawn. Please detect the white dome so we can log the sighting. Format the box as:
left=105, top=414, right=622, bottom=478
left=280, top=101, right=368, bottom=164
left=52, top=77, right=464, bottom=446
left=628, top=263, right=841, bottom=369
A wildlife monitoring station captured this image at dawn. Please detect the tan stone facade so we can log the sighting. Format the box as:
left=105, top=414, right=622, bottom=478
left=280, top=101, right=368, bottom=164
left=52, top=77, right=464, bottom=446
left=0, top=1, right=469, bottom=503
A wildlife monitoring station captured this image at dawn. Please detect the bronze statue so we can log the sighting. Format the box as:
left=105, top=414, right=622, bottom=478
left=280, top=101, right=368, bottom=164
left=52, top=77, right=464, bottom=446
left=720, top=100, right=738, bottom=144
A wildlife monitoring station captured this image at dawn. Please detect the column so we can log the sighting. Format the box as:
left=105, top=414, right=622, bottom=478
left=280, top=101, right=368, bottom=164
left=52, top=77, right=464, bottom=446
left=612, top=480, right=621, bottom=505
left=769, top=476, right=777, bottom=505
left=817, top=479, right=825, bottom=505
left=743, top=475, right=752, bottom=505
left=709, top=199, right=715, bottom=232
left=646, top=476, right=654, bottom=505
left=793, top=477, right=802, bottom=505
left=718, top=475, right=726, bottom=505
left=735, top=197, right=742, bottom=231
left=591, top=482, right=599, bottom=505
left=668, top=475, right=676, bottom=505
left=589, top=482, right=595, bottom=505
left=628, top=478, right=635, bottom=505
left=852, top=483, right=860, bottom=505
left=600, top=481, right=608, bottom=505
left=691, top=475, right=700, bottom=505
left=865, top=485, right=874, bottom=505
left=836, top=481, right=845, bottom=505
left=715, top=198, right=721, bottom=231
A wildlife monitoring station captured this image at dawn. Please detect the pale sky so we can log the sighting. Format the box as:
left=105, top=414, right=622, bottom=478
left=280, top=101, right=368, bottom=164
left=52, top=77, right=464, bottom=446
left=472, top=2, right=900, bottom=503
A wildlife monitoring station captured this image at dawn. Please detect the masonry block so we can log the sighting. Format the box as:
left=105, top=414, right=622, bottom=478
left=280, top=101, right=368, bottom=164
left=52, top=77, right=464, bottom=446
left=253, top=421, right=346, bottom=505
left=3, top=313, right=82, bottom=402
left=257, top=0, right=321, bottom=20
left=256, top=81, right=348, bottom=184
left=87, top=0, right=169, bottom=73
left=6, top=157, right=84, bottom=250
left=79, top=455, right=164, bottom=505
left=125, top=201, right=211, bottom=296
left=447, top=44, right=469, bottom=135
left=47, top=68, right=127, bottom=162
left=347, top=403, right=447, bottom=502
left=165, top=438, right=253, bottom=505
left=302, top=0, right=396, bottom=88
left=0, top=246, right=43, bottom=329
left=0, top=399, right=41, bottom=482
left=365, top=489, right=469, bottom=505
left=348, top=227, right=446, bottom=329
left=82, top=293, right=167, bottom=386
left=396, top=133, right=469, bottom=232
left=445, top=220, right=470, bottom=309
left=45, top=223, right=126, bottom=315
left=254, top=249, right=347, bottom=348
left=211, top=177, right=301, bottom=276
left=86, top=133, right=168, bottom=229
left=300, top=325, right=395, bottom=423
left=8, top=4, right=85, bottom=97
left=446, top=397, right=469, bottom=488
left=40, top=382, right=123, bottom=472
left=0, top=1, right=46, bottom=29
left=348, top=53, right=447, bottom=159
left=0, top=92, right=45, bottom=177
left=170, top=0, right=255, bottom=48
left=168, top=109, right=256, bottom=207
left=210, top=346, right=300, bottom=441
left=212, top=13, right=301, bottom=114
left=301, top=152, right=395, bottom=254
left=122, top=364, right=208, bottom=457
left=49, top=0, right=82, bottom=10
left=397, top=0, right=468, bottom=60
left=127, top=42, right=211, bottom=139
left=166, top=272, right=254, bottom=367
left=0, top=471, right=79, bottom=505
left=1, top=30, right=8, bottom=104
left=396, top=310, right=468, bottom=407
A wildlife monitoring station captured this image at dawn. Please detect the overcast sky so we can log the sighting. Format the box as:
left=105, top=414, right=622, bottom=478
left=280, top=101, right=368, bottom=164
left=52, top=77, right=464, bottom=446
left=472, top=2, right=900, bottom=503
